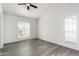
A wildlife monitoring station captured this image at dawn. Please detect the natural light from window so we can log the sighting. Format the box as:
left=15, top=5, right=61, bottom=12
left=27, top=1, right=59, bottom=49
left=65, top=16, right=77, bottom=43
left=18, top=21, right=30, bottom=39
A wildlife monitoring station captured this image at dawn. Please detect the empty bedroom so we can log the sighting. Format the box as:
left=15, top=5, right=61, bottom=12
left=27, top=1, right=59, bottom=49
left=0, top=3, right=79, bottom=56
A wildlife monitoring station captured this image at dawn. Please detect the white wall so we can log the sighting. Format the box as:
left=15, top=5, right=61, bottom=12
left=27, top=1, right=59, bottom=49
left=0, top=4, right=3, bottom=48
left=38, top=4, right=79, bottom=51
left=3, top=13, right=38, bottom=44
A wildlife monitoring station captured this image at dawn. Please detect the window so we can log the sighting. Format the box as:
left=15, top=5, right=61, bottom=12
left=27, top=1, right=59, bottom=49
left=65, top=16, right=77, bottom=43
left=18, top=21, right=30, bottom=39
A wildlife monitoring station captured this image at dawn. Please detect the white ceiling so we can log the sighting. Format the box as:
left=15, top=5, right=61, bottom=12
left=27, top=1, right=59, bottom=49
left=2, top=3, right=52, bottom=19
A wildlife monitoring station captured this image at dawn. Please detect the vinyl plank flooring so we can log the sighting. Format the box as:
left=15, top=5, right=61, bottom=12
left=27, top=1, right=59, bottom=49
left=0, top=38, right=79, bottom=56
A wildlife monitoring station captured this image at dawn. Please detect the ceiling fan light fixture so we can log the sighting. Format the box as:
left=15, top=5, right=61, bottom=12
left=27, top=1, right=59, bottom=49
left=18, top=3, right=38, bottom=10
left=27, top=4, right=30, bottom=6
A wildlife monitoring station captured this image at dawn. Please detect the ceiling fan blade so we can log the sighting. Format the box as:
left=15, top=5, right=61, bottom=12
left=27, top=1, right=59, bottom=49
left=18, top=3, right=26, bottom=5
left=27, top=6, right=30, bottom=10
left=30, top=4, right=38, bottom=8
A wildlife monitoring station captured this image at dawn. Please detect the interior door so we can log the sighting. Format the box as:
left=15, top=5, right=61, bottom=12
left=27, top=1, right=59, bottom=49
left=0, top=12, right=3, bottom=49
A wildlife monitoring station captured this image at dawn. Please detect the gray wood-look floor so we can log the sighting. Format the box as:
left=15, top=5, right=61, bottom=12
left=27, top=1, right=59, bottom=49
left=0, top=38, right=79, bottom=56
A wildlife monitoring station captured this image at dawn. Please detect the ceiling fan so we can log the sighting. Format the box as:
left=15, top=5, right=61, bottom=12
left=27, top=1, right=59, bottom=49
left=18, top=3, right=38, bottom=10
